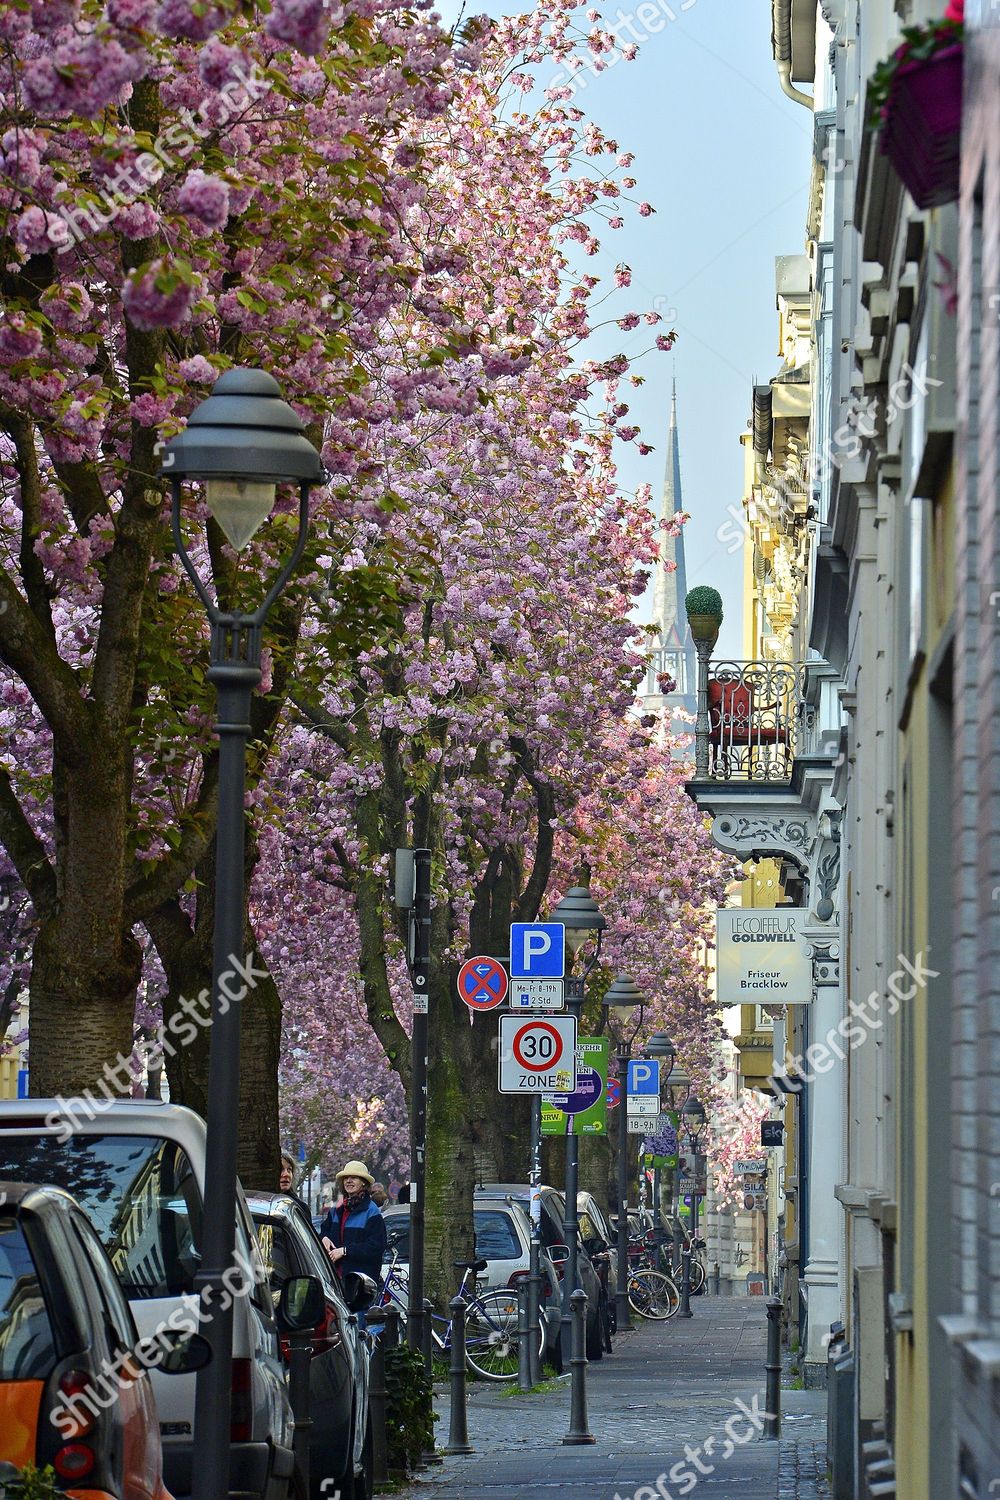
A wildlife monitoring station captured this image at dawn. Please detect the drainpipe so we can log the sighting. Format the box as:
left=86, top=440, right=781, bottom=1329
left=773, top=0, right=814, bottom=109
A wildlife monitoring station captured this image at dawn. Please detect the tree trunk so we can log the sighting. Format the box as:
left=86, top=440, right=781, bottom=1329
left=29, top=747, right=141, bottom=1096
left=147, top=839, right=282, bottom=1187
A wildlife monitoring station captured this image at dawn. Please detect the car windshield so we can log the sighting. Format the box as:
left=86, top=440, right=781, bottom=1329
left=0, top=1215, right=56, bottom=1381
left=383, top=1208, right=521, bottom=1263
left=0, top=1134, right=201, bottom=1299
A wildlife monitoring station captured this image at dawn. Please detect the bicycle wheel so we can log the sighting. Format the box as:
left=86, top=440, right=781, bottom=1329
left=627, top=1269, right=679, bottom=1321
left=463, top=1289, right=542, bottom=1382
left=689, top=1257, right=706, bottom=1295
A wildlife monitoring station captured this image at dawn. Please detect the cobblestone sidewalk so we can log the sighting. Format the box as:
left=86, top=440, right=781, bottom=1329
left=393, top=1297, right=828, bottom=1500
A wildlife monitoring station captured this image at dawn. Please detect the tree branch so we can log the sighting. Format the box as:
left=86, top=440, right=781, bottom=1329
left=124, top=755, right=219, bottom=923
left=0, top=763, right=56, bottom=919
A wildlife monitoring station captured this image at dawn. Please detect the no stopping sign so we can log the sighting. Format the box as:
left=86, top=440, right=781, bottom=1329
left=498, top=1014, right=578, bottom=1094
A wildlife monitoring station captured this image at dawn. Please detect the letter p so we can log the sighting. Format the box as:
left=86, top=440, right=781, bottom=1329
left=523, top=932, right=551, bottom=968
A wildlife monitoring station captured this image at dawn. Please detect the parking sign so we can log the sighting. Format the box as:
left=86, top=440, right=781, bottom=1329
left=510, top=922, right=565, bottom=978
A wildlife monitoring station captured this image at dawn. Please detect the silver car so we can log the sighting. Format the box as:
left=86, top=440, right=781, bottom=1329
left=0, top=1100, right=295, bottom=1500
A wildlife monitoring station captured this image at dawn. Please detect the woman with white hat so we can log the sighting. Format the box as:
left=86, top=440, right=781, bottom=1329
left=319, top=1160, right=387, bottom=1283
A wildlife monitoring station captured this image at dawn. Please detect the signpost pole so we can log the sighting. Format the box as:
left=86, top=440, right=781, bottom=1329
left=408, top=848, right=431, bottom=1354
left=561, top=977, right=584, bottom=1368
left=528, top=1096, right=542, bottom=1386
left=615, top=1045, right=633, bottom=1332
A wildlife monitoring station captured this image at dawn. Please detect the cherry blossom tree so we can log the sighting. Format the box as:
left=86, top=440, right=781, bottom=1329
left=0, top=0, right=462, bottom=1172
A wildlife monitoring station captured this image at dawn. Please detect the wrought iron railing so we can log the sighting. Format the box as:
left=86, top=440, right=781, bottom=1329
left=692, top=659, right=813, bottom=782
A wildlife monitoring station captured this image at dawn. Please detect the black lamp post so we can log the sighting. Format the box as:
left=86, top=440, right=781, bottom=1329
left=677, top=1095, right=707, bottom=1319
left=162, top=369, right=323, bottom=1500
left=642, top=1031, right=676, bottom=1241
left=602, top=975, right=645, bottom=1334
left=548, top=881, right=605, bottom=1365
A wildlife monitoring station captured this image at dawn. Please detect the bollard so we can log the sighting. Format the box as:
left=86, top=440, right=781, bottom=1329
left=420, top=1298, right=442, bottom=1466
left=712, top=1261, right=721, bottom=1296
left=678, top=1244, right=693, bottom=1319
left=562, top=1288, right=595, bottom=1445
left=287, top=1333, right=313, bottom=1497
left=365, top=1312, right=389, bottom=1486
left=526, top=1267, right=542, bottom=1387
left=444, top=1294, right=473, bottom=1454
left=764, top=1295, right=782, bottom=1439
left=384, top=1301, right=401, bottom=1349
left=517, top=1278, right=532, bottom=1391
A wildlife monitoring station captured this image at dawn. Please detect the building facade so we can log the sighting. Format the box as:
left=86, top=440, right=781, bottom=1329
left=687, top=2, right=999, bottom=1495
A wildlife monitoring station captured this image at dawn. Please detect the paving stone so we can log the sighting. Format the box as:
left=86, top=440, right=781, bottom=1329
left=393, top=1297, right=827, bottom=1500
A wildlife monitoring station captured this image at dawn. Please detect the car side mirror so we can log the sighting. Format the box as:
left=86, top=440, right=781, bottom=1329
left=341, top=1271, right=377, bottom=1315
left=147, top=1330, right=213, bottom=1375
left=278, top=1275, right=325, bottom=1332
left=547, top=1243, right=570, bottom=1267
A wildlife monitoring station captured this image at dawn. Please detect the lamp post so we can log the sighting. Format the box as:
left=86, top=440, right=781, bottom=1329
left=163, top=369, right=323, bottom=1500
left=602, top=976, right=645, bottom=1334
left=677, top=1095, right=707, bottom=1319
left=641, top=1031, right=676, bottom=1238
left=549, top=881, right=606, bottom=1365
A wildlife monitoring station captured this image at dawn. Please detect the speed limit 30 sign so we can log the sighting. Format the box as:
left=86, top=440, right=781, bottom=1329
left=497, top=1014, right=578, bottom=1094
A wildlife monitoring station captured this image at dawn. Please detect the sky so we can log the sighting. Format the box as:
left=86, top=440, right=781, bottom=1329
left=437, top=0, right=815, bottom=658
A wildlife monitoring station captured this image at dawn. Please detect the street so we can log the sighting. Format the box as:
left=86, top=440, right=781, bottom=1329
left=399, top=1299, right=828, bottom=1500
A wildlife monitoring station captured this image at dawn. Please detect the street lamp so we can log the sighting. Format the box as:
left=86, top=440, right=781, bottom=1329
left=163, top=368, right=323, bottom=1500
left=677, top=1095, right=708, bottom=1319
left=642, top=1032, right=676, bottom=1240
left=549, top=880, right=605, bottom=1364
left=602, top=975, right=645, bottom=1334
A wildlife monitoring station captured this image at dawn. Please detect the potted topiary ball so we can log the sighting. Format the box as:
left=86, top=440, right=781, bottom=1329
left=685, top=586, right=724, bottom=645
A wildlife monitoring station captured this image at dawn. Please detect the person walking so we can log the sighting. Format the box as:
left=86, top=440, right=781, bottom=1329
left=320, top=1161, right=387, bottom=1282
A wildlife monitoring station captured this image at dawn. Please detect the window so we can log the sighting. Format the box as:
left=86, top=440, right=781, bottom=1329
left=0, top=1215, right=56, bottom=1381
left=473, top=1210, right=521, bottom=1261
left=0, top=1135, right=202, bottom=1299
left=69, top=1212, right=137, bottom=1357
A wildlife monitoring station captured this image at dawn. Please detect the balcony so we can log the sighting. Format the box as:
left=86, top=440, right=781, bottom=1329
left=684, top=653, right=841, bottom=877
left=695, top=659, right=814, bottom=783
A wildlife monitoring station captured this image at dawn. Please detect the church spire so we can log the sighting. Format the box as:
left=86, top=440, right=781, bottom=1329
left=645, top=380, right=697, bottom=718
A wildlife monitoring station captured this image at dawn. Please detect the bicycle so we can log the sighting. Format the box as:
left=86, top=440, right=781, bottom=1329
left=626, top=1267, right=680, bottom=1320
left=377, top=1243, right=544, bottom=1381
left=650, top=1227, right=706, bottom=1294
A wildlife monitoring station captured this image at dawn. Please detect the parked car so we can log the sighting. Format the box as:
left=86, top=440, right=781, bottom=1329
left=576, top=1191, right=617, bottom=1344
left=0, top=1179, right=208, bottom=1500
left=246, top=1191, right=373, bottom=1500
left=0, top=1100, right=296, bottom=1500
left=380, top=1200, right=563, bottom=1369
left=474, top=1185, right=609, bottom=1360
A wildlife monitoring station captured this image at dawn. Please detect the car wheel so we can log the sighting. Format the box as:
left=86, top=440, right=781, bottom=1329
left=585, top=1305, right=604, bottom=1361
left=332, top=1404, right=357, bottom=1500
left=355, top=1415, right=374, bottom=1500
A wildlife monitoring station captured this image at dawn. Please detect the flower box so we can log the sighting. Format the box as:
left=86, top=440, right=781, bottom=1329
left=879, top=43, right=962, bottom=208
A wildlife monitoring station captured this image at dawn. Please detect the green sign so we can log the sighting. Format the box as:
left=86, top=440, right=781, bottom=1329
left=541, top=1037, right=608, bottom=1136
left=640, top=1109, right=680, bottom=1169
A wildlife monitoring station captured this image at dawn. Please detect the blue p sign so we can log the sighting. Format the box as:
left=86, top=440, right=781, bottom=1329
left=627, top=1059, right=660, bottom=1095
left=510, top=923, right=565, bottom=978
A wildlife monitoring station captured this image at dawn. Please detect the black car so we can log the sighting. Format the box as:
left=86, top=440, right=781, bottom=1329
left=246, top=1192, right=373, bottom=1500
left=475, top=1184, right=609, bottom=1360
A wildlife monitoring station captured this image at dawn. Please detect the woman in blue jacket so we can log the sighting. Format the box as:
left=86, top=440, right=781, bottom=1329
left=320, top=1160, right=387, bottom=1283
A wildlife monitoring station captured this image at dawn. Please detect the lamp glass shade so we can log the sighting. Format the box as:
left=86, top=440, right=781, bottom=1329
left=602, top=974, right=644, bottom=1021
left=549, top=886, right=606, bottom=956
left=205, top=477, right=277, bottom=551
left=681, top=1096, right=707, bottom=1129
